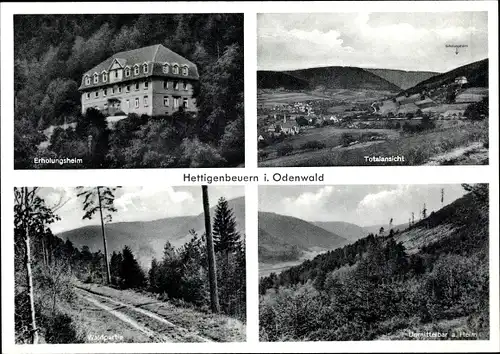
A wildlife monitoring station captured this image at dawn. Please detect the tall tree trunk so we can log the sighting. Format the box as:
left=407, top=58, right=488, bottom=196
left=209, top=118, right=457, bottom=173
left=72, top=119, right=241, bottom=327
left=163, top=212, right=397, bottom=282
left=202, top=185, right=220, bottom=313
left=23, top=188, right=38, bottom=344
left=97, top=187, right=111, bottom=284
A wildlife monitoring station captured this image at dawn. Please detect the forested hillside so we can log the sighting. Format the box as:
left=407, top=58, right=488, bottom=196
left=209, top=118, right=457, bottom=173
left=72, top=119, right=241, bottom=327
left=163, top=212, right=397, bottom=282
left=59, top=196, right=245, bottom=267
left=402, top=58, right=488, bottom=96
left=257, top=66, right=400, bottom=92
left=260, top=184, right=489, bottom=341
left=364, top=68, right=437, bottom=90
left=14, top=14, right=244, bottom=169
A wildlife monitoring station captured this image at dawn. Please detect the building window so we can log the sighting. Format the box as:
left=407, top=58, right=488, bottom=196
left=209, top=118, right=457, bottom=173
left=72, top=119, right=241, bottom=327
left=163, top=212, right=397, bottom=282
left=102, top=72, right=108, bottom=82
left=135, top=82, right=140, bottom=90
left=134, top=97, right=139, bottom=108
left=126, top=85, right=130, bottom=92
left=174, top=81, right=179, bottom=90
left=144, top=96, right=149, bottom=107
left=182, top=66, right=188, bottom=76
left=143, top=63, right=148, bottom=73
left=173, top=97, right=180, bottom=108
left=103, top=89, right=107, bottom=97
left=184, top=82, right=189, bottom=91
left=163, top=96, right=169, bottom=107
left=134, top=65, right=139, bottom=75
left=173, top=64, right=179, bottom=74
left=114, top=71, right=119, bottom=78
left=163, top=81, right=169, bottom=89
left=144, top=81, right=149, bottom=89
left=118, top=86, right=122, bottom=93
left=111, top=87, right=115, bottom=95
left=86, top=92, right=90, bottom=99
left=163, top=63, right=169, bottom=74
left=126, top=99, right=129, bottom=109
left=125, top=68, right=131, bottom=77
left=93, top=73, right=98, bottom=84
left=95, top=91, right=99, bottom=98
left=85, top=76, right=91, bottom=85
left=183, top=97, right=189, bottom=108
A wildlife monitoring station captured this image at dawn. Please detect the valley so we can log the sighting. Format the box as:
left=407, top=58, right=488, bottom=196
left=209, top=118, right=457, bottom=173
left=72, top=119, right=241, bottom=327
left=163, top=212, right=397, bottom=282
left=58, top=196, right=245, bottom=267
left=257, top=59, right=489, bottom=167
left=259, top=184, right=489, bottom=341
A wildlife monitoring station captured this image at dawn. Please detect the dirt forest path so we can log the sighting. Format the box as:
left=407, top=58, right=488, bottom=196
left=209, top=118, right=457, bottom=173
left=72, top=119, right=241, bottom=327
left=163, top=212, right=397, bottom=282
left=74, top=286, right=213, bottom=343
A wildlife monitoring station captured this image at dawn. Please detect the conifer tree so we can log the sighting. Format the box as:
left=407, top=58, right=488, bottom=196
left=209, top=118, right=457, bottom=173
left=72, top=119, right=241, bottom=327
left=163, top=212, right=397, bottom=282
left=120, top=246, right=145, bottom=289
left=213, top=197, right=240, bottom=257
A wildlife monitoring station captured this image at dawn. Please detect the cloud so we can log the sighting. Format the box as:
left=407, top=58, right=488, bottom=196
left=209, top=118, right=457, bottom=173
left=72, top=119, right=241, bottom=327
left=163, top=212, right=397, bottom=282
left=356, top=185, right=410, bottom=211
left=114, top=186, right=195, bottom=214
left=258, top=12, right=488, bottom=72
left=283, top=186, right=335, bottom=207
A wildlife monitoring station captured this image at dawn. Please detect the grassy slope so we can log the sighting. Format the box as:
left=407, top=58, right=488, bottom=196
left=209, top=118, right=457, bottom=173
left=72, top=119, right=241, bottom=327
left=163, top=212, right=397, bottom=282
left=259, top=120, right=488, bottom=167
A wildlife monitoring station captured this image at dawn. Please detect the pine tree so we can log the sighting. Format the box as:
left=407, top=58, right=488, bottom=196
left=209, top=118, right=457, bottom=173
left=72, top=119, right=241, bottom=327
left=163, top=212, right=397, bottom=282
left=109, top=251, right=123, bottom=286
left=76, top=186, right=121, bottom=284
left=120, top=246, right=145, bottom=289
left=213, top=197, right=240, bottom=257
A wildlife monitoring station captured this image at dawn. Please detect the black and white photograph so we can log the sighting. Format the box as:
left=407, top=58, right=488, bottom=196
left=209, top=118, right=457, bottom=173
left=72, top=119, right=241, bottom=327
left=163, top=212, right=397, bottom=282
left=259, top=184, right=489, bottom=341
left=257, top=12, right=489, bottom=167
left=14, top=14, right=244, bottom=169
left=14, top=186, right=246, bottom=343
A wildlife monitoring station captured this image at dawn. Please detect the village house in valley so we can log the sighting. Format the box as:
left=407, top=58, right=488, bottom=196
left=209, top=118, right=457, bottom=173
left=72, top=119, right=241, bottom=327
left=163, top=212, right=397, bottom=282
left=78, top=44, right=199, bottom=116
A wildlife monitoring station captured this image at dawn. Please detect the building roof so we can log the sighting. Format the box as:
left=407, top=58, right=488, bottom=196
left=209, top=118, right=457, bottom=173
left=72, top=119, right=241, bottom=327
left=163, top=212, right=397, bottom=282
left=79, top=44, right=199, bottom=90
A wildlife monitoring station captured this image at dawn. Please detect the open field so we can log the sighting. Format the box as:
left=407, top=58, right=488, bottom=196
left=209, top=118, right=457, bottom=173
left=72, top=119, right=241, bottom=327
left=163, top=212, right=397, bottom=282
left=259, top=120, right=488, bottom=167
left=258, top=89, right=396, bottom=107
left=261, top=126, right=399, bottom=154
left=258, top=91, right=332, bottom=106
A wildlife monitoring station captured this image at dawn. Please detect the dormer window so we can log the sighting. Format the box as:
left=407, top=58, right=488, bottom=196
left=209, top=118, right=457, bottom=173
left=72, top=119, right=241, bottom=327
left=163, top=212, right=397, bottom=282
left=93, top=73, right=98, bottom=84
left=163, top=63, right=169, bottom=74
left=102, top=71, right=108, bottom=82
left=125, top=67, right=131, bottom=77
left=143, top=63, right=148, bottom=73
left=134, top=65, right=140, bottom=75
left=85, top=76, right=91, bottom=85
left=173, top=64, right=179, bottom=75
left=182, top=66, right=188, bottom=76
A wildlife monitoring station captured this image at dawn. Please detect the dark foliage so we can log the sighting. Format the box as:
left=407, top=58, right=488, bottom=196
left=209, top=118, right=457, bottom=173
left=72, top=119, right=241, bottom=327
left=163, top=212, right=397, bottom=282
left=14, top=14, right=244, bottom=168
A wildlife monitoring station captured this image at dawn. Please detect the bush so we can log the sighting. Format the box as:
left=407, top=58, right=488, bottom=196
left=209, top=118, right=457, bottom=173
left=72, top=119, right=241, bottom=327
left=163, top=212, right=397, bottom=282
left=180, top=138, right=226, bottom=167
left=340, top=133, right=355, bottom=147
left=301, top=141, right=326, bottom=150
left=277, top=144, right=294, bottom=156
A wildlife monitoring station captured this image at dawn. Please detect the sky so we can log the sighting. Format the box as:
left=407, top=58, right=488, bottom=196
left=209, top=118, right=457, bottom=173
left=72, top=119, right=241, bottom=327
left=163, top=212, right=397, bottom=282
left=259, top=184, right=467, bottom=227
left=258, top=12, right=488, bottom=72
left=38, top=186, right=245, bottom=234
